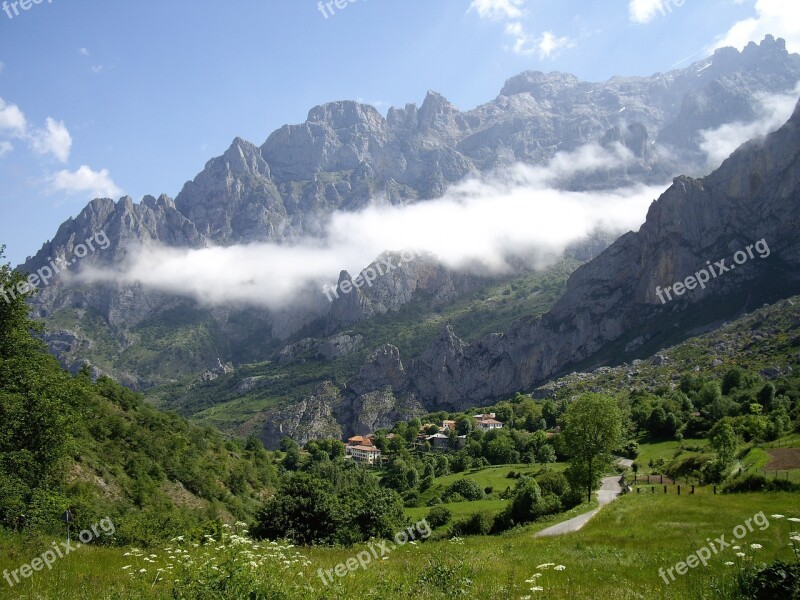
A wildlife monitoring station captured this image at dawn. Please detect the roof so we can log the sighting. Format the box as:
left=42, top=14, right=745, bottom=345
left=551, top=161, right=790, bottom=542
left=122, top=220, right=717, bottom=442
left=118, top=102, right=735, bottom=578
left=348, top=436, right=373, bottom=445
left=478, top=418, right=502, bottom=425
left=427, top=433, right=449, bottom=439
left=351, top=445, right=381, bottom=452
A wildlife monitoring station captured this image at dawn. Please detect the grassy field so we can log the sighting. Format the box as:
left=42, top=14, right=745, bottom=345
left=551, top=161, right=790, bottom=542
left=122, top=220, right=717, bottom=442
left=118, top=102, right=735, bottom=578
left=418, top=463, right=566, bottom=502
left=2, top=491, right=798, bottom=599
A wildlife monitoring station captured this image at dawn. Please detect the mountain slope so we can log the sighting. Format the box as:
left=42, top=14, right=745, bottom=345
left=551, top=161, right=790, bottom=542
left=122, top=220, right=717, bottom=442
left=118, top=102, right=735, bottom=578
left=16, top=37, right=800, bottom=392
left=387, top=98, right=800, bottom=409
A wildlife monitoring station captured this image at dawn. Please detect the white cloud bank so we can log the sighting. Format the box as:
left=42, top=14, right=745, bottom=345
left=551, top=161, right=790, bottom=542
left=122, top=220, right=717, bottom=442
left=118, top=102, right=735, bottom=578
left=712, top=0, right=800, bottom=53
left=78, top=142, right=664, bottom=308
left=699, top=81, right=800, bottom=168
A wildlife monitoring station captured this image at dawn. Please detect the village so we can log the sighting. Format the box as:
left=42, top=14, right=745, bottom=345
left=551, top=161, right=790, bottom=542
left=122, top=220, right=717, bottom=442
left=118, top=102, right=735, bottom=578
left=344, top=413, right=505, bottom=465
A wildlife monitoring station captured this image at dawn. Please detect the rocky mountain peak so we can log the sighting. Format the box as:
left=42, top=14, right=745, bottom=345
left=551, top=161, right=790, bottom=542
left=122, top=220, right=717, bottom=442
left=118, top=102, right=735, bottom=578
left=306, top=100, right=386, bottom=130
left=499, top=70, right=581, bottom=98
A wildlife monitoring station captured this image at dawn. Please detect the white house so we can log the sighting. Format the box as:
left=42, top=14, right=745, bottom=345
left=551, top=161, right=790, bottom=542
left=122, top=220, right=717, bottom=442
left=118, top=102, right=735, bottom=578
left=348, top=444, right=381, bottom=465
left=476, top=417, right=503, bottom=432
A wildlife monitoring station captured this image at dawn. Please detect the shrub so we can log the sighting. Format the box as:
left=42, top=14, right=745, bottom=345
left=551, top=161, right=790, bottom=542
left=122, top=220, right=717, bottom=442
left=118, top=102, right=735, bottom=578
left=724, top=474, right=800, bottom=493
left=451, top=511, right=493, bottom=536
left=506, top=478, right=542, bottom=525
left=536, top=471, right=570, bottom=500
left=442, top=479, right=485, bottom=502
left=739, top=560, right=800, bottom=599
left=621, top=440, right=640, bottom=459
left=426, top=506, right=452, bottom=529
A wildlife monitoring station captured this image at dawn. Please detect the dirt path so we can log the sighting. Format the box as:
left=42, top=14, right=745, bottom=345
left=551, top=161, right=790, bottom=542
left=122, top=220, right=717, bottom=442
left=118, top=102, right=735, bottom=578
left=534, top=476, right=623, bottom=538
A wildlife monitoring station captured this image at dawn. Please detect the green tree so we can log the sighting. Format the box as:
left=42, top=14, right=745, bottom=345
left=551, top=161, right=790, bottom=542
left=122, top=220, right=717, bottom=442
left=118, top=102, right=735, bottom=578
left=722, top=367, right=746, bottom=395
left=506, top=477, right=543, bottom=525
left=253, top=472, right=340, bottom=545
left=708, top=419, right=738, bottom=466
left=562, top=393, right=623, bottom=502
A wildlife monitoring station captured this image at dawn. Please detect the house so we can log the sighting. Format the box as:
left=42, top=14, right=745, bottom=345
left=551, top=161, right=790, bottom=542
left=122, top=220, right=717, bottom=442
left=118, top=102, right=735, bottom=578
left=426, top=432, right=451, bottom=450
left=473, top=413, right=496, bottom=420
left=476, top=417, right=503, bottom=432
left=441, top=420, right=457, bottom=431
left=348, top=444, right=382, bottom=465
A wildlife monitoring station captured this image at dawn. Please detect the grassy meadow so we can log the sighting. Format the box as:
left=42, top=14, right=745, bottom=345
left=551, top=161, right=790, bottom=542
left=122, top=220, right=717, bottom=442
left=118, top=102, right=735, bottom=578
left=1, top=490, right=798, bottom=599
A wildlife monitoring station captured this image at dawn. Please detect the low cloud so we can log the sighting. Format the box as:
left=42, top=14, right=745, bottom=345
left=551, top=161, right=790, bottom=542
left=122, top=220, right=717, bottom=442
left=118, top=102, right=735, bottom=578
left=78, top=142, right=663, bottom=309
left=698, top=81, right=800, bottom=168
left=712, top=0, right=800, bottom=53
left=51, top=165, right=122, bottom=199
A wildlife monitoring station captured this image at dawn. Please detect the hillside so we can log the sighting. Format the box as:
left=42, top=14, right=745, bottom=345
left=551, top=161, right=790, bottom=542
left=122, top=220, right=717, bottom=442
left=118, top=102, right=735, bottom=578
left=0, top=253, right=278, bottom=546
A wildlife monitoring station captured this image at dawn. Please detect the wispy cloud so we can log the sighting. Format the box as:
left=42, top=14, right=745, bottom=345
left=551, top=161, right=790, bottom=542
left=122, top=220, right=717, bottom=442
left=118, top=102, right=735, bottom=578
left=0, top=97, right=28, bottom=138
left=78, top=47, right=90, bottom=56
left=0, top=141, right=12, bottom=158
left=629, top=0, right=679, bottom=24
left=78, top=142, right=659, bottom=308
left=469, top=0, right=573, bottom=58
left=0, top=98, right=72, bottom=161
left=469, top=0, right=524, bottom=20
left=30, top=117, right=72, bottom=163
left=711, top=0, right=800, bottom=53
left=50, top=165, right=122, bottom=199
left=698, top=81, right=800, bottom=167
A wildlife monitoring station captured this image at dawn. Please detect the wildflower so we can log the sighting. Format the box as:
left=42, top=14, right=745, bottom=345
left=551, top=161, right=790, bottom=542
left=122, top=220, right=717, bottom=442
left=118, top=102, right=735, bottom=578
left=122, top=565, right=132, bottom=570
left=537, top=563, right=555, bottom=569
left=788, top=518, right=800, bottom=523
left=790, top=535, right=800, bottom=542
left=732, top=546, right=741, bottom=550
left=530, top=586, right=544, bottom=592
left=139, top=569, right=147, bottom=573
left=554, top=565, right=566, bottom=571
left=525, top=574, right=542, bottom=582
left=771, top=514, right=785, bottom=519
left=736, top=552, right=746, bottom=558
left=724, top=561, right=734, bottom=566
left=750, top=544, right=762, bottom=550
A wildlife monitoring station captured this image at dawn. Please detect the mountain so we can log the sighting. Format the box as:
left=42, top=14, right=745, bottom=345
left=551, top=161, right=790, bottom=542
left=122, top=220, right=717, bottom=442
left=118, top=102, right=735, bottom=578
left=312, top=95, right=800, bottom=435
left=12, top=36, right=800, bottom=446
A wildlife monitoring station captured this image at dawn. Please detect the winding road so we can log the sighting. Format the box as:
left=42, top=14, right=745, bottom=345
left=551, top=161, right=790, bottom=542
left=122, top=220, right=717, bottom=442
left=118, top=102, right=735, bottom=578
left=534, top=475, right=624, bottom=538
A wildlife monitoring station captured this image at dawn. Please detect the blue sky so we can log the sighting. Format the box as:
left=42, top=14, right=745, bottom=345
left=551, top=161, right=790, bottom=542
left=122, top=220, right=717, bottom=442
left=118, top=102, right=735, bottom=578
left=0, top=0, right=795, bottom=265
